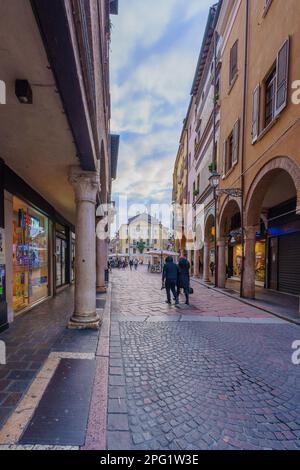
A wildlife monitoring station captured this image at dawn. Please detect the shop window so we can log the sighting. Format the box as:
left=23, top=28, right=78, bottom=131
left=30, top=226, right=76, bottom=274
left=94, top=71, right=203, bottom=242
left=71, top=235, right=75, bottom=282
left=56, top=236, right=67, bottom=288
left=13, top=197, right=49, bottom=313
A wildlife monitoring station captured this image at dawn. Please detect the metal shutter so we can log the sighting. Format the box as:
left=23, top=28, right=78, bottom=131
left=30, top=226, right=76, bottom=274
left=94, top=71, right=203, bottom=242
left=278, top=232, right=300, bottom=295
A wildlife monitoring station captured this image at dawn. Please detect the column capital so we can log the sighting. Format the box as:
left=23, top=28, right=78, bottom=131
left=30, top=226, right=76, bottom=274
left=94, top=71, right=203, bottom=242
left=69, top=166, right=100, bottom=204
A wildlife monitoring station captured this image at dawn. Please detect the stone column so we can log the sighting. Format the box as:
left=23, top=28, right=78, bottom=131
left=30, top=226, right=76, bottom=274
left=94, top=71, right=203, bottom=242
left=68, top=167, right=100, bottom=329
left=217, top=238, right=226, bottom=288
left=96, top=232, right=107, bottom=293
left=194, top=249, right=200, bottom=278
left=203, top=241, right=210, bottom=283
left=242, top=226, right=257, bottom=299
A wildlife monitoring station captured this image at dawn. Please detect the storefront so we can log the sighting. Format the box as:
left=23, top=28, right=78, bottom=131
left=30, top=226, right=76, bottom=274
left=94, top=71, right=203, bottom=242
left=12, top=196, right=50, bottom=313
left=71, top=232, right=75, bottom=282
left=228, top=230, right=266, bottom=285
left=267, top=198, right=300, bottom=295
left=55, top=223, right=69, bottom=289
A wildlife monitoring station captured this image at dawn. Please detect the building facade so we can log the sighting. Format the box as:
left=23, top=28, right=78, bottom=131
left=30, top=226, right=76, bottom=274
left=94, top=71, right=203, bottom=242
left=0, top=0, right=119, bottom=332
left=217, top=0, right=300, bottom=300
left=174, top=0, right=300, bottom=305
left=115, top=213, right=170, bottom=263
left=173, top=3, right=221, bottom=280
left=172, top=123, right=188, bottom=255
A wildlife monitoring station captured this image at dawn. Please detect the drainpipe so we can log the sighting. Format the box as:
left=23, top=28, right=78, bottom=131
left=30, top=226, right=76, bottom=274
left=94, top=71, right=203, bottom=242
left=213, top=29, right=218, bottom=287
left=240, top=0, right=250, bottom=298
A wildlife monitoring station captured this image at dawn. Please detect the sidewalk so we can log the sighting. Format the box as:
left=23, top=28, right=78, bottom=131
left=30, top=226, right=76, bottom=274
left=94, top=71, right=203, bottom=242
left=0, top=287, right=107, bottom=449
left=192, top=277, right=300, bottom=325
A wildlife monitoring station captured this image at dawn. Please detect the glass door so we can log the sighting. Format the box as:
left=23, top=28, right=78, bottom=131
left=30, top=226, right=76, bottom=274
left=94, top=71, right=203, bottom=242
left=56, top=236, right=68, bottom=288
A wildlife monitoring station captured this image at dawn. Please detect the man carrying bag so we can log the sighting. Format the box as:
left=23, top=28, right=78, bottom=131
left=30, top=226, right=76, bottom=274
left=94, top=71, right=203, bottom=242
left=177, top=252, right=191, bottom=306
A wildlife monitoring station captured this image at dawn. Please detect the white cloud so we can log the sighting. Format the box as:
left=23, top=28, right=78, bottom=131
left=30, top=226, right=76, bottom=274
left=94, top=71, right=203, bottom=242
left=110, top=0, right=211, bottom=214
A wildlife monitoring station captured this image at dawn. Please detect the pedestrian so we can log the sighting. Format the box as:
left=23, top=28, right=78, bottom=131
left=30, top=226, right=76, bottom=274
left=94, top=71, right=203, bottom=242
left=129, top=259, right=133, bottom=271
left=177, top=253, right=191, bottom=305
left=148, top=260, right=151, bottom=272
left=162, top=256, right=179, bottom=305
left=134, top=259, right=138, bottom=270
left=210, top=261, right=214, bottom=278
left=107, top=260, right=112, bottom=272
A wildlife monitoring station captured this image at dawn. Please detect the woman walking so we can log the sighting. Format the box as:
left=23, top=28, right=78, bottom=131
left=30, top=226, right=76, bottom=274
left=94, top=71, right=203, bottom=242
left=177, top=253, right=190, bottom=305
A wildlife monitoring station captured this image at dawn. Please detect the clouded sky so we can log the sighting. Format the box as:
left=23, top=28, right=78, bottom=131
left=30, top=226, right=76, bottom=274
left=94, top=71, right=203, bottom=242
left=110, top=0, right=212, bottom=220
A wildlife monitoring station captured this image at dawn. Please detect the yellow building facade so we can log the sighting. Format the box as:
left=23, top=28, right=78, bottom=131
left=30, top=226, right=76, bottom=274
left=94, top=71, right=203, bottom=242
left=216, top=0, right=300, bottom=299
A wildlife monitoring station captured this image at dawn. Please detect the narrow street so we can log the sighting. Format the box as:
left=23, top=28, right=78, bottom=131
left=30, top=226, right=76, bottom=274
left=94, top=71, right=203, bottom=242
left=105, top=268, right=300, bottom=450
left=0, top=267, right=299, bottom=450
left=0, top=0, right=300, bottom=459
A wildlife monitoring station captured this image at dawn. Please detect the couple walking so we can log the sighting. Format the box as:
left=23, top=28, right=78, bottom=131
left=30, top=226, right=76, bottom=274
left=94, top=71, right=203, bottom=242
left=162, top=253, right=190, bottom=306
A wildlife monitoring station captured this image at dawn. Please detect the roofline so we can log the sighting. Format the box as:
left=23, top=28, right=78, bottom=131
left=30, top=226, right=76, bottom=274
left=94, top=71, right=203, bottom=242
left=190, top=1, right=222, bottom=96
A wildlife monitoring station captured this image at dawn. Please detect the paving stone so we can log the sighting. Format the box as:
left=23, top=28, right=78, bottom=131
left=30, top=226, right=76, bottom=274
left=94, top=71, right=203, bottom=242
left=107, top=431, right=132, bottom=450
left=108, top=398, right=128, bottom=414
left=108, top=413, right=129, bottom=431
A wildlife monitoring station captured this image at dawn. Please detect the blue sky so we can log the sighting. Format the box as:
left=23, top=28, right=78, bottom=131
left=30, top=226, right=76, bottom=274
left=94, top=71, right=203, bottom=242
left=110, top=0, right=213, bottom=214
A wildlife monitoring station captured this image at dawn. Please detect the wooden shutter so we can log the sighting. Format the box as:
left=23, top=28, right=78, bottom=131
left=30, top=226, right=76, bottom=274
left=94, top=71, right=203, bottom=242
left=275, top=38, right=289, bottom=116
left=222, top=140, right=227, bottom=176
left=229, top=41, right=238, bottom=84
left=232, top=119, right=240, bottom=165
left=251, top=84, right=260, bottom=143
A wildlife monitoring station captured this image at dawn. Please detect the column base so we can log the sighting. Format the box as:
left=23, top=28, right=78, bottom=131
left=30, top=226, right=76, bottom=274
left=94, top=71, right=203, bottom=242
left=68, top=313, right=101, bottom=330
left=96, top=286, right=107, bottom=294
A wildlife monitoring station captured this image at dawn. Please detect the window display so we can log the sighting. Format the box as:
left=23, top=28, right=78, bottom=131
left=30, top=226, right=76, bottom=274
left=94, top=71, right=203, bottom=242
left=232, top=240, right=266, bottom=282
left=13, top=197, right=49, bottom=312
left=56, top=235, right=67, bottom=288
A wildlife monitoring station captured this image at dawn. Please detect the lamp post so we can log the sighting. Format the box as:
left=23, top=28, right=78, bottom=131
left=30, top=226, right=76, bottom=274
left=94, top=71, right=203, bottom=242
left=209, top=171, right=220, bottom=287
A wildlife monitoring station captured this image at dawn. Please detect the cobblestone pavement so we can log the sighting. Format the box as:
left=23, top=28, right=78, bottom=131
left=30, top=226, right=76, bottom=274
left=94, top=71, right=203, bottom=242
left=107, top=267, right=300, bottom=450
left=111, top=266, right=274, bottom=319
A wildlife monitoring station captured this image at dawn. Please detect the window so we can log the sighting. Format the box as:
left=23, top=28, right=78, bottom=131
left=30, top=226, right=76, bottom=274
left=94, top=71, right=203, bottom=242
left=215, top=76, right=220, bottom=102
left=229, top=40, right=238, bottom=85
left=227, top=132, right=234, bottom=173
left=265, top=67, right=276, bottom=127
left=251, top=38, right=289, bottom=142
left=222, top=120, right=240, bottom=176
left=263, top=0, right=273, bottom=16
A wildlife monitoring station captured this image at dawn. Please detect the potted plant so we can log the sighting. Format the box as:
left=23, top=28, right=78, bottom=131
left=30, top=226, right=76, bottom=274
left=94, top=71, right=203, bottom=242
left=208, top=162, right=217, bottom=173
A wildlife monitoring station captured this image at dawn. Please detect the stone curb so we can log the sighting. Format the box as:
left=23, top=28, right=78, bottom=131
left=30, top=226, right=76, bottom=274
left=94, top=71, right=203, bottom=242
left=82, top=283, right=112, bottom=450
left=192, top=278, right=300, bottom=326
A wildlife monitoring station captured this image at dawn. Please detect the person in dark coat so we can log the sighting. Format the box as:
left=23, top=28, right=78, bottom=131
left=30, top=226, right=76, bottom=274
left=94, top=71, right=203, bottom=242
left=162, top=256, right=179, bottom=305
left=177, top=255, right=190, bottom=305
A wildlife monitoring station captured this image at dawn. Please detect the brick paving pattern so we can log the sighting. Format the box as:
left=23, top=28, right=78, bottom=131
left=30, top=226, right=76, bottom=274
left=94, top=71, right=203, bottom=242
left=107, top=267, right=300, bottom=450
